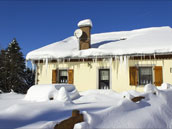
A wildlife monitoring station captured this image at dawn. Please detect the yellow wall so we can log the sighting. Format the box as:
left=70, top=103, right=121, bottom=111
left=36, top=58, right=172, bottom=93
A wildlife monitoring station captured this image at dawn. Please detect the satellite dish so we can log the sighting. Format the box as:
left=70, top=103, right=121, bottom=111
left=74, top=29, right=83, bottom=39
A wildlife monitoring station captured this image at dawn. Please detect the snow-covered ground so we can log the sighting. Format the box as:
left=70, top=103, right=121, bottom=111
left=0, top=84, right=172, bottom=129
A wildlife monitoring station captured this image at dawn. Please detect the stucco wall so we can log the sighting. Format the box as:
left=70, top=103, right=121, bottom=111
left=36, top=59, right=172, bottom=93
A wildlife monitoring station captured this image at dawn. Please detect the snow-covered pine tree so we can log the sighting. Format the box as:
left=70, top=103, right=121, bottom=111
left=0, top=38, right=34, bottom=93
left=5, top=38, right=27, bottom=93
left=0, top=49, right=10, bottom=92
left=24, top=68, right=35, bottom=89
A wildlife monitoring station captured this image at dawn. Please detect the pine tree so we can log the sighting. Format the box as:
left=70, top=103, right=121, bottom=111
left=0, top=49, right=10, bottom=92
left=5, top=38, right=27, bottom=93
left=0, top=38, right=35, bottom=94
left=24, top=68, right=35, bottom=89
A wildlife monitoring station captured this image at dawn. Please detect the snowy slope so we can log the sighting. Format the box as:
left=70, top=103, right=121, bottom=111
left=0, top=84, right=172, bottom=129
left=26, top=26, right=172, bottom=60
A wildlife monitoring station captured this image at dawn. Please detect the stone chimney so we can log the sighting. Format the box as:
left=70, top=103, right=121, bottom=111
left=77, top=19, right=92, bottom=50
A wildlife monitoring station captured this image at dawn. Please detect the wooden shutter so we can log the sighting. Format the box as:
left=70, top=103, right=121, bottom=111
left=154, top=66, right=163, bottom=86
left=68, top=69, right=74, bottom=84
left=52, top=69, right=57, bottom=84
left=129, top=67, right=138, bottom=86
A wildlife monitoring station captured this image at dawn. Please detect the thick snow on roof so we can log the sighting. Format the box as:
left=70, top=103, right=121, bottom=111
left=26, top=26, right=172, bottom=60
left=77, top=19, right=93, bottom=27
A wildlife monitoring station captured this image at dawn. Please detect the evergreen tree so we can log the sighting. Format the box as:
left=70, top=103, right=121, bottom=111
left=5, top=38, right=27, bottom=93
left=0, top=38, right=35, bottom=94
left=24, top=68, right=35, bottom=89
left=0, top=49, right=10, bottom=92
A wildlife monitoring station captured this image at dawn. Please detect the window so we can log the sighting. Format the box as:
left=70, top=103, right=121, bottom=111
left=139, top=67, right=152, bottom=85
left=99, top=69, right=110, bottom=89
left=59, top=70, right=68, bottom=83
left=129, top=66, right=163, bottom=86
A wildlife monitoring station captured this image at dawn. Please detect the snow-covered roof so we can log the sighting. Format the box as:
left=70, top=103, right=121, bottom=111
left=26, top=26, right=172, bottom=60
left=78, top=19, right=93, bottom=27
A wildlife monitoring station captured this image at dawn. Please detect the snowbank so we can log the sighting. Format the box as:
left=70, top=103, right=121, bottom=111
left=74, top=88, right=172, bottom=129
left=144, top=84, right=159, bottom=94
left=159, top=83, right=172, bottom=90
left=121, top=91, right=135, bottom=100
left=24, top=84, right=80, bottom=102
left=1, top=86, right=172, bottom=129
left=56, top=87, right=71, bottom=103
left=74, top=122, right=89, bottom=129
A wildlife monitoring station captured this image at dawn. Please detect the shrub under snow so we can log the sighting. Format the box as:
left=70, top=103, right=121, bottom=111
left=24, top=84, right=80, bottom=102
left=144, top=84, right=159, bottom=94
left=56, top=87, right=72, bottom=102
left=159, top=83, right=172, bottom=90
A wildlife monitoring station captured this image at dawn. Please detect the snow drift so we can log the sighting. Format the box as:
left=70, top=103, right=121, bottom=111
left=24, top=84, right=80, bottom=102
left=75, top=88, right=172, bottom=129
left=1, top=83, right=172, bottom=128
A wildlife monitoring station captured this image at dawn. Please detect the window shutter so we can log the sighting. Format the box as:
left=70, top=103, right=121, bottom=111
left=52, top=69, right=57, bottom=84
left=154, top=66, right=163, bottom=86
left=68, top=69, right=74, bottom=84
left=129, top=67, right=138, bottom=86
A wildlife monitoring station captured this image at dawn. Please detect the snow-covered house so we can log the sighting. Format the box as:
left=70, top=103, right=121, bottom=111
left=26, top=19, right=172, bottom=92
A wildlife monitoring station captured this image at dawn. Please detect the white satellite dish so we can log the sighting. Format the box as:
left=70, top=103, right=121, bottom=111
left=74, top=29, right=83, bottom=39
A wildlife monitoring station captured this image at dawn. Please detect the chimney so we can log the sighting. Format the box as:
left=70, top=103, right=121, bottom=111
left=77, top=19, right=92, bottom=50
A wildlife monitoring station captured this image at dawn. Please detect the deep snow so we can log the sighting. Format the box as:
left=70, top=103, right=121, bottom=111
left=24, top=84, right=80, bottom=102
left=0, top=84, right=172, bottom=129
left=26, top=26, right=172, bottom=60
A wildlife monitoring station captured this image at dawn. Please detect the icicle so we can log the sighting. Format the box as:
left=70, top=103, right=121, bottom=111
left=124, top=56, right=126, bottom=67
left=126, top=56, right=129, bottom=68
left=109, top=57, right=112, bottom=66
left=45, top=58, right=48, bottom=75
left=120, top=56, right=123, bottom=65
left=38, top=60, right=40, bottom=69
left=115, top=56, right=117, bottom=61
left=31, top=60, right=35, bottom=73
left=58, top=58, right=60, bottom=64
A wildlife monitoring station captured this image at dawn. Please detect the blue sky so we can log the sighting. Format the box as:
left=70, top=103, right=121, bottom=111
left=0, top=0, right=172, bottom=58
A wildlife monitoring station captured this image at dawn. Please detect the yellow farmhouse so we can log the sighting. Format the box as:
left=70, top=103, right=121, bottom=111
left=26, top=19, right=172, bottom=92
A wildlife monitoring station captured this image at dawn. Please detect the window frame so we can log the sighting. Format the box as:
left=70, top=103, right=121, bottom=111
left=58, top=69, right=68, bottom=83
left=99, top=69, right=110, bottom=89
left=138, top=67, right=153, bottom=86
